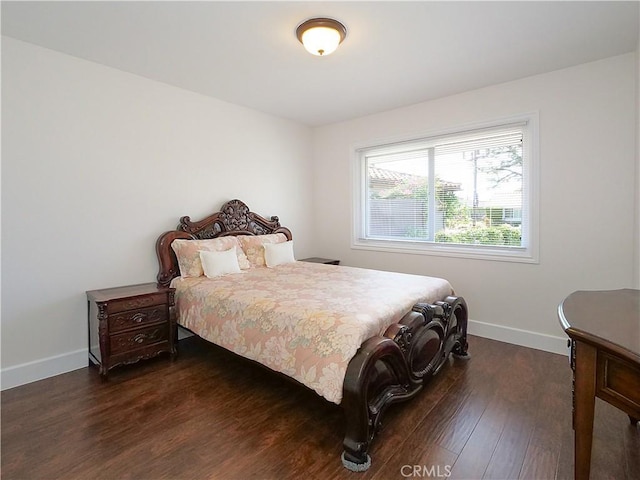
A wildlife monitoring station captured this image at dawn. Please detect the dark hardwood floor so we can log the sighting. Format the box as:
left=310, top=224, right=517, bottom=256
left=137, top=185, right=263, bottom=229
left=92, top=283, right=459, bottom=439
left=2, top=335, right=638, bottom=480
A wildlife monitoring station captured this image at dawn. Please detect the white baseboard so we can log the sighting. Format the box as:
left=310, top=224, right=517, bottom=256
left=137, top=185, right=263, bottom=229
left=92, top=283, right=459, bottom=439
left=1, top=328, right=194, bottom=391
left=0, top=321, right=569, bottom=391
left=468, top=319, right=569, bottom=356
left=1, top=348, right=87, bottom=391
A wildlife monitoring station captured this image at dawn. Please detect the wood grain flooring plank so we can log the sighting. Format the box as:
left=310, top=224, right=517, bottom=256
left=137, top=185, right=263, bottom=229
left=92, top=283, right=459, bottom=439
left=481, top=346, right=550, bottom=480
left=447, top=395, right=511, bottom=479
left=370, top=442, right=458, bottom=480
left=588, top=400, right=631, bottom=480
left=451, top=343, right=549, bottom=480
left=519, top=352, right=570, bottom=480
left=434, top=339, right=521, bottom=458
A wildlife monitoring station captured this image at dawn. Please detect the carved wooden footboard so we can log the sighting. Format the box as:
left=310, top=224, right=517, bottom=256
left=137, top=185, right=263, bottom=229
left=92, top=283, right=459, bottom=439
left=155, top=199, right=469, bottom=473
left=341, top=296, right=468, bottom=470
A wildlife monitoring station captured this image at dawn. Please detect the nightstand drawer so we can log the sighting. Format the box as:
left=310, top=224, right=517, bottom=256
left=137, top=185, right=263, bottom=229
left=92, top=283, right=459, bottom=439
left=109, top=304, right=168, bottom=333
left=107, top=292, right=169, bottom=314
left=110, top=324, right=169, bottom=355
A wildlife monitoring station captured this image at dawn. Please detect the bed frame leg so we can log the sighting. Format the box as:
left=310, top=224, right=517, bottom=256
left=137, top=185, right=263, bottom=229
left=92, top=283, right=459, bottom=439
left=453, top=338, right=470, bottom=357
left=445, top=295, right=469, bottom=358
left=341, top=451, right=372, bottom=472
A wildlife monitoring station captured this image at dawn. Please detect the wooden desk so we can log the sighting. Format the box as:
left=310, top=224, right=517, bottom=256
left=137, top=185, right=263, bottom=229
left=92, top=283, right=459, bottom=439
left=558, top=289, right=640, bottom=480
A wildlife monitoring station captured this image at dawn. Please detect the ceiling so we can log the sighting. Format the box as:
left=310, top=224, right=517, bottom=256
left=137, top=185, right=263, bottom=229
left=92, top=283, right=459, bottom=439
left=2, top=1, right=638, bottom=127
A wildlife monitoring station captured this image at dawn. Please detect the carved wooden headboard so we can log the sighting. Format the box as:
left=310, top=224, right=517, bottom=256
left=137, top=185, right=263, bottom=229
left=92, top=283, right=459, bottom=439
left=155, top=199, right=292, bottom=287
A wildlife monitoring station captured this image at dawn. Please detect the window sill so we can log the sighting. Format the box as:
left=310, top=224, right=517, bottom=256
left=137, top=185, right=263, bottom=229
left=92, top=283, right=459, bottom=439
left=352, top=238, right=539, bottom=264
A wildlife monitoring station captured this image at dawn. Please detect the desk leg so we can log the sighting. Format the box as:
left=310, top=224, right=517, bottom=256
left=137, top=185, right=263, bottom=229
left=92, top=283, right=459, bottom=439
left=573, top=341, right=597, bottom=480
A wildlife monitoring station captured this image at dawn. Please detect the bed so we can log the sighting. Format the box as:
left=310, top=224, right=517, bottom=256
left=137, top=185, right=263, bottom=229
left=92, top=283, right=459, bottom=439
left=155, top=199, right=469, bottom=471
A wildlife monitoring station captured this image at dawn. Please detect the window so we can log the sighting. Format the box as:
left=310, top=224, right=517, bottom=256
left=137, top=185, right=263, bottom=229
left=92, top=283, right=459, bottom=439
left=353, top=114, right=538, bottom=262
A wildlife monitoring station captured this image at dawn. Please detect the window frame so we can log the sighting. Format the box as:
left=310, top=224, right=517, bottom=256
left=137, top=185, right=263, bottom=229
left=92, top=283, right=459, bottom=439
left=351, top=113, right=539, bottom=264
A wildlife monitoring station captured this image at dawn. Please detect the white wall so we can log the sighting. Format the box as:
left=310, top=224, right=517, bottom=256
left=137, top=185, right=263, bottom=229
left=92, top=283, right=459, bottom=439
left=1, top=37, right=314, bottom=388
left=313, top=53, right=637, bottom=353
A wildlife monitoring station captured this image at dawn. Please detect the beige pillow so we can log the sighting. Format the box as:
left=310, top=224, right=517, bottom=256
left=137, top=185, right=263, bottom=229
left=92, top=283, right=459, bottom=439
left=171, top=237, right=251, bottom=277
left=238, top=233, right=288, bottom=267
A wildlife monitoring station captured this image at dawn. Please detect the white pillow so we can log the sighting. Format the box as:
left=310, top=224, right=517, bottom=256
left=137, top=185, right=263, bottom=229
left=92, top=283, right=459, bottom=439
left=199, top=248, right=242, bottom=277
left=264, top=240, right=296, bottom=267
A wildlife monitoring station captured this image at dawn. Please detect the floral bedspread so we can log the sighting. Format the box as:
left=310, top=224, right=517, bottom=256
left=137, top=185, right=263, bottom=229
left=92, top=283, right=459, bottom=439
left=172, top=262, right=453, bottom=404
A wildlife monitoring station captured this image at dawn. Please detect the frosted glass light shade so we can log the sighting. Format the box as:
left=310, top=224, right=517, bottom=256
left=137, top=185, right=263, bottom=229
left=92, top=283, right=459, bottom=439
left=296, top=18, right=347, bottom=56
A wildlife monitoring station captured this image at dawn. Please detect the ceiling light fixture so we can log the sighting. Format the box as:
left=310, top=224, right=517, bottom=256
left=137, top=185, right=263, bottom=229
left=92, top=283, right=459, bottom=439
left=296, top=17, right=347, bottom=57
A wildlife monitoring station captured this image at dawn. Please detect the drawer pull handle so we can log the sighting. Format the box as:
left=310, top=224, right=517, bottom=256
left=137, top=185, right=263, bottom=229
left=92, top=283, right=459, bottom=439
left=132, top=313, right=146, bottom=323
left=131, top=329, right=160, bottom=345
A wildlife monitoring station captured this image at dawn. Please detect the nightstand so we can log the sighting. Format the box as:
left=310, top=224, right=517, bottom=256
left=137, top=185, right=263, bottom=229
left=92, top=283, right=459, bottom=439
left=300, top=257, right=340, bottom=265
left=86, top=283, right=176, bottom=377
